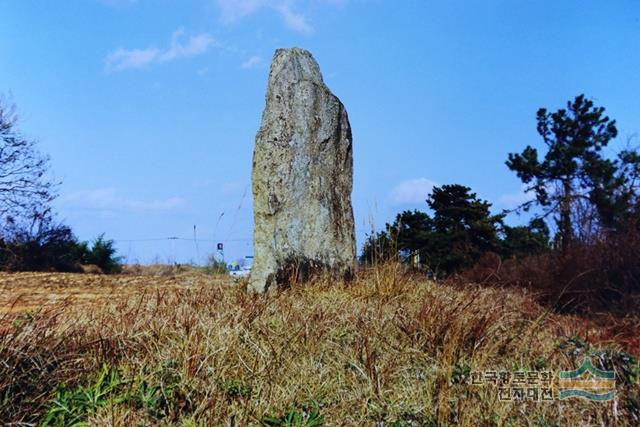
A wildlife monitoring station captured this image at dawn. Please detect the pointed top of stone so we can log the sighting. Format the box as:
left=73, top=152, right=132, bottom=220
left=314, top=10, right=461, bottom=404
left=268, top=47, right=324, bottom=87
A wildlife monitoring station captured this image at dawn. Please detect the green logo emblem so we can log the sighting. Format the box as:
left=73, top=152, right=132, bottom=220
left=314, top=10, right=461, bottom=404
left=558, top=358, right=615, bottom=401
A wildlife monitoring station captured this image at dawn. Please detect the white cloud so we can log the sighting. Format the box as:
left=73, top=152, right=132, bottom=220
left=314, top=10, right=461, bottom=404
left=158, top=30, right=217, bottom=62
left=217, top=0, right=266, bottom=23
left=105, top=48, right=160, bottom=73
left=241, top=55, right=263, bottom=69
left=62, top=188, right=185, bottom=213
left=389, top=178, right=437, bottom=205
left=275, top=2, right=313, bottom=33
left=216, top=0, right=313, bottom=34
left=105, top=29, right=217, bottom=73
left=497, top=185, right=536, bottom=209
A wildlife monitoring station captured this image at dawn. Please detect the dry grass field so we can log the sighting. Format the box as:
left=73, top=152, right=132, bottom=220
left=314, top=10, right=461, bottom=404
left=1, top=265, right=638, bottom=426
left=0, top=268, right=224, bottom=317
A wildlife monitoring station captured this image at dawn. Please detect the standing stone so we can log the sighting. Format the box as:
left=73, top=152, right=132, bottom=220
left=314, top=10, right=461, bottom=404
left=249, top=48, right=356, bottom=293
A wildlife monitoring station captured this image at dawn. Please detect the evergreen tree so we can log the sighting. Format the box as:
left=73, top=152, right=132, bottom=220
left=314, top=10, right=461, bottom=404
left=506, top=94, right=621, bottom=252
left=362, top=185, right=503, bottom=275
left=424, top=185, right=503, bottom=273
left=501, top=218, right=550, bottom=258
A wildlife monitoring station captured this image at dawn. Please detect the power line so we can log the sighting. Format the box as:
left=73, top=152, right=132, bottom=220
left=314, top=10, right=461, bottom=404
left=113, top=237, right=251, bottom=243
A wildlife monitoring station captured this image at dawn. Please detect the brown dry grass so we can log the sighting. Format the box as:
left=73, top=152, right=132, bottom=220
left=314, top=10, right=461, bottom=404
left=0, top=264, right=638, bottom=426
left=0, top=269, right=225, bottom=316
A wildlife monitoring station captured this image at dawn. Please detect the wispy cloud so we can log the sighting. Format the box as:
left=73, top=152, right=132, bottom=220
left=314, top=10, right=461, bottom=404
left=105, top=29, right=218, bottom=73
left=241, top=55, right=263, bottom=69
left=106, top=48, right=160, bottom=73
left=497, top=185, right=536, bottom=209
left=389, top=178, right=437, bottom=205
left=274, top=2, right=313, bottom=33
left=62, top=188, right=186, bottom=213
left=217, top=0, right=265, bottom=23
left=216, top=0, right=313, bottom=34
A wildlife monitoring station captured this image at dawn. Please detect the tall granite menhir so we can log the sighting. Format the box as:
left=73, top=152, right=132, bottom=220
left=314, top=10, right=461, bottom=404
left=249, top=48, right=356, bottom=293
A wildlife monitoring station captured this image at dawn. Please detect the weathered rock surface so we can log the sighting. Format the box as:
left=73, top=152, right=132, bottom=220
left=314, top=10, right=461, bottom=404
left=249, top=48, right=356, bottom=293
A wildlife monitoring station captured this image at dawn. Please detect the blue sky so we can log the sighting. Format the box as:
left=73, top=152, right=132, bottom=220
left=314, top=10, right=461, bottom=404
left=1, top=0, right=639, bottom=264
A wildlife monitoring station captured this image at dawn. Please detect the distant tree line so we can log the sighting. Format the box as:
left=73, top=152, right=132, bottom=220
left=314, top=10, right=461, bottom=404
left=0, top=97, right=121, bottom=273
left=362, top=95, right=640, bottom=310
left=361, top=185, right=550, bottom=275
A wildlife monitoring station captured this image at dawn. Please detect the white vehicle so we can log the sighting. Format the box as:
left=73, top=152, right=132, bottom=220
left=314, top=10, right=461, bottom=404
left=228, top=263, right=251, bottom=277
left=227, top=256, right=253, bottom=277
